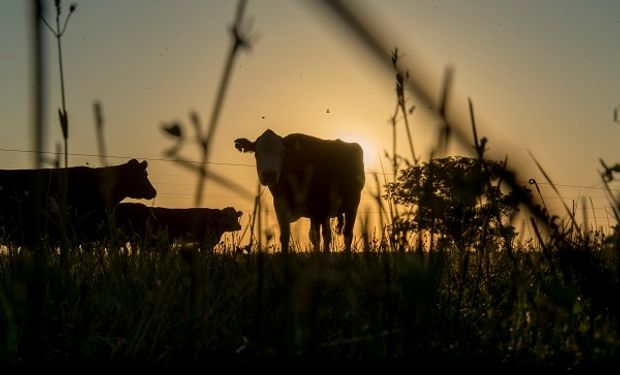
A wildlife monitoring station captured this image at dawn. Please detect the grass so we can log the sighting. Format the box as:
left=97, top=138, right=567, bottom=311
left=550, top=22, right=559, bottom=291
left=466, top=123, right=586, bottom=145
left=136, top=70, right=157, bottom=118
left=7, top=0, right=619, bottom=370
left=1, top=234, right=620, bottom=369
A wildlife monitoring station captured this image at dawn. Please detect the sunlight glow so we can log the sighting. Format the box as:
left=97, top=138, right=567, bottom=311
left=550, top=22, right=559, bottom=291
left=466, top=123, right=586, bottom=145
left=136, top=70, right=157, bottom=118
left=343, top=134, right=381, bottom=172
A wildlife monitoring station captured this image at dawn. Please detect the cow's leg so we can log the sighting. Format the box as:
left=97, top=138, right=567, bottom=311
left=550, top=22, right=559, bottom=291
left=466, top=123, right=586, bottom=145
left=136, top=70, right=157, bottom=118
left=277, top=219, right=291, bottom=253
left=321, top=217, right=332, bottom=253
left=279, top=226, right=290, bottom=253
left=274, top=198, right=291, bottom=253
left=309, top=219, right=321, bottom=253
left=277, top=218, right=291, bottom=253
left=343, top=207, right=358, bottom=253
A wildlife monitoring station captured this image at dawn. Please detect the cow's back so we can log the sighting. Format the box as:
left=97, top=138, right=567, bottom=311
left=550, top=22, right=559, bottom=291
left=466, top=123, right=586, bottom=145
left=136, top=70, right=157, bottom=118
left=0, top=164, right=133, bottom=245
left=276, top=133, right=365, bottom=218
left=151, top=207, right=220, bottom=241
left=282, top=134, right=363, bottom=181
left=116, top=206, right=235, bottom=250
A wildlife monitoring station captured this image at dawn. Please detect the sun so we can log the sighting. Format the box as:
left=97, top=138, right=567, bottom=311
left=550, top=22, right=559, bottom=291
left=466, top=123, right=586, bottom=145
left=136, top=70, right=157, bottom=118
left=343, top=134, right=382, bottom=172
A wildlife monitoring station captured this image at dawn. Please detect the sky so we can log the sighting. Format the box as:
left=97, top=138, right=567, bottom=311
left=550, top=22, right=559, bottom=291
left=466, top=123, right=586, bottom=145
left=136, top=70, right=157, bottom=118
left=1, top=0, right=620, bottom=249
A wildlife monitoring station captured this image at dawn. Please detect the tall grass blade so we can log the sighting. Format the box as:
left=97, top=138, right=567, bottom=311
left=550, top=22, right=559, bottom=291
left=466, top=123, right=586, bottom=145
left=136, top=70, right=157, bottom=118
left=194, top=0, right=251, bottom=206
left=93, top=101, right=107, bottom=166
left=528, top=150, right=582, bottom=241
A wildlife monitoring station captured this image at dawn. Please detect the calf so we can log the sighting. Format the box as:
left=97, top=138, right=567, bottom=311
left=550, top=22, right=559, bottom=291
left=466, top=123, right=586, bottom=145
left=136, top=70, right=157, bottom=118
left=0, top=159, right=157, bottom=246
left=114, top=203, right=243, bottom=251
left=234, top=129, right=365, bottom=253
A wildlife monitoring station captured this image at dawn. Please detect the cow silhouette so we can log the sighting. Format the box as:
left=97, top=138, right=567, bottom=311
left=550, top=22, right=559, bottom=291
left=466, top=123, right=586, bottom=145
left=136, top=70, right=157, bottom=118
left=235, top=129, right=365, bottom=253
left=0, top=159, right=157, bottom=246
left=113, top=203, right=242, bottom=252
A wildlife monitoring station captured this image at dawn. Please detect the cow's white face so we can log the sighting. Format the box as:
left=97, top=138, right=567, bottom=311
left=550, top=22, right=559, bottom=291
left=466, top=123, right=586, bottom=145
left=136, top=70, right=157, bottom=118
left=254, top=131, right=285, bottom=186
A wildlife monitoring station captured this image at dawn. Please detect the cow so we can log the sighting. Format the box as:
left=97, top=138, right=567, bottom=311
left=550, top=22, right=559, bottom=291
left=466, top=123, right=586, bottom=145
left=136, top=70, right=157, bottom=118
left=113, top=203, right=243, bottom=252
left=0, top=159, right=157, bottom=247
left=234, top=129, right=365, bottom=253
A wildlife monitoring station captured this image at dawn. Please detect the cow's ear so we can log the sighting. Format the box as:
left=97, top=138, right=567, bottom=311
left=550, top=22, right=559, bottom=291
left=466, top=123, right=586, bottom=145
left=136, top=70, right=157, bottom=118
left=139, top=160, right=148, bottom=169
left=234, top=138, right=255, bottom=153
left=128, top=158, right=139, bottom=166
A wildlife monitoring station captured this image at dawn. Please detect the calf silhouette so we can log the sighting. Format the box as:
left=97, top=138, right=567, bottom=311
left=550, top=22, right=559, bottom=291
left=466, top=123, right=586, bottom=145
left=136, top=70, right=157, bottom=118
left=0, top=159, right=157, bottom=246
left=235, top=129, right=365, bottom=253
left=114, top=203, right=242, bottom=251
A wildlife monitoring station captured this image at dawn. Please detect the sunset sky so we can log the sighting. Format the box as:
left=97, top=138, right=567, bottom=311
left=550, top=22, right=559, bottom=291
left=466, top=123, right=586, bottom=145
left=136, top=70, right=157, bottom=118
left=1, top=0, right=619, bottom=248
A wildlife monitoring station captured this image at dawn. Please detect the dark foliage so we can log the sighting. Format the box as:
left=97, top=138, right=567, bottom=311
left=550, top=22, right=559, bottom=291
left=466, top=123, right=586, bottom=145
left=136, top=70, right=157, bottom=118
left=385, top=156, right=531, bottom=250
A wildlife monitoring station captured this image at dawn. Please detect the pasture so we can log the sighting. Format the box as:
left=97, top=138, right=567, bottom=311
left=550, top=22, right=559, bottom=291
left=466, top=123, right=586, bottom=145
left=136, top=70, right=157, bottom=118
left=1, top=0, right=620, bottom=370
left=1, top=232, right=619, bottom=369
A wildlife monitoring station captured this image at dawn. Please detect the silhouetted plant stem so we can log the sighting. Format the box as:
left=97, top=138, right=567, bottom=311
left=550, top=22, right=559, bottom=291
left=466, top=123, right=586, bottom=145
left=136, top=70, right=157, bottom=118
left=371, top=173, right=387, bottom=240
left=528, top=178, right=549, bottom=219
left=530, top=151, right=584, bottom=243
left=26, top=0, right=48, bottom=362
left=56, top=33, right=68, bottom=169
left=40, top=1, right=77, bottom=255
left=194, top=0, right=250, bottom=206
left=468, top=98, right=491, bottom=304
left=436, top=67, right=453, bottom=154
left=41, top=0, right=76, bottom=169
left=32, top=1, right=47, bottom=169
left=379, top=158, right=398, bottom=251
left=390, top=102, right=398, bottom=177
left=391, top=48, right=418, bottom=165
left=160, top=1, right=252, bottom=207
left=599, top=158, right=620, bottom=223
left=93, top=101, right=107, bottom=166
left=588, top=196, right=597, bottom=232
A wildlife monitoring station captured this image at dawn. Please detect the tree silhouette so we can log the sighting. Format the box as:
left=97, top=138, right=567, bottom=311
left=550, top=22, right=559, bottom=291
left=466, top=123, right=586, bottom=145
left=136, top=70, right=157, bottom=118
left=385, top=156, right=528, bottom=250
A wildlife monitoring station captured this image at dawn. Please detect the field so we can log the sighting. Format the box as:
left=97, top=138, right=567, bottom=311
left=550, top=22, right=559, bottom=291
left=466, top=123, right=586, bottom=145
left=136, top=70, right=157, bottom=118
left=1, top=231, right=620, bottom=369
left=2, top=0, right=620, bottom=370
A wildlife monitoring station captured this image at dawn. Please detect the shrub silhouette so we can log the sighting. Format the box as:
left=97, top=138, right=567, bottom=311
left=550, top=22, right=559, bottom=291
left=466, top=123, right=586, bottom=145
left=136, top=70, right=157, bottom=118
left=385, top=155, right=530, bottom=250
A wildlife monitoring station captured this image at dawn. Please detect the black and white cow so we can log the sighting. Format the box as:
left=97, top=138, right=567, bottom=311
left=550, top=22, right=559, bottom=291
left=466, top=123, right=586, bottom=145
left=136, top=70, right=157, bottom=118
left=113, top=203, right=243, bottom=251
left=234, top=129, right=365, bottom=253
left=0, top=159, right=157, bottom=246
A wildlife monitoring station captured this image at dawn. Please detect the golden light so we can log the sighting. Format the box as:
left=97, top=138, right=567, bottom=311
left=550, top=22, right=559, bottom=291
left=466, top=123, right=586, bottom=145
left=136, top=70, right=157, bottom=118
left=342, top=133, right=382, bottom=172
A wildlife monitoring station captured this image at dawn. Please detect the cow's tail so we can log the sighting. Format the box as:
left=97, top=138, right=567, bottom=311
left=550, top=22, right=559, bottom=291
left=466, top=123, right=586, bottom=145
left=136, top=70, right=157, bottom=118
left=336, top=213, right=345, bottom=234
